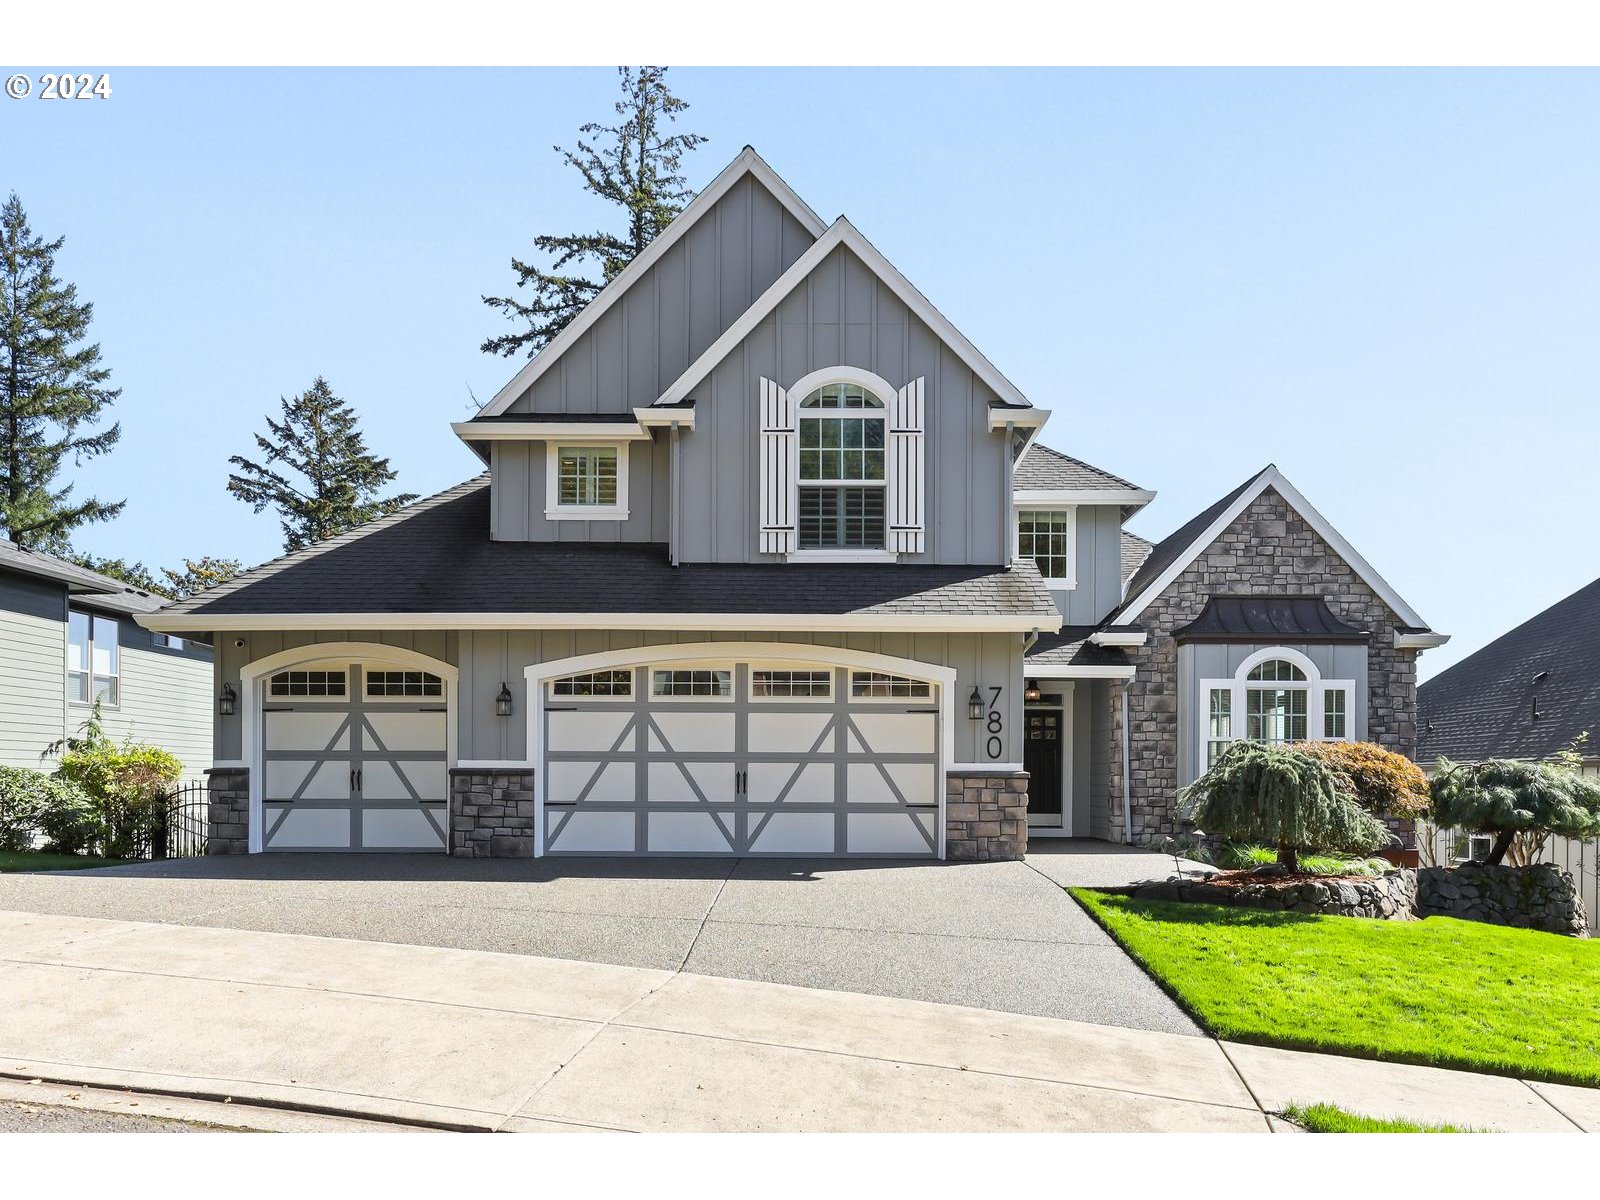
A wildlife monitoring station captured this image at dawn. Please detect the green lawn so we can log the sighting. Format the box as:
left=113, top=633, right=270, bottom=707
left=1280, top=1103, right=1476, bottom=1133
left=1073, top=889, right=1600, bottom=1088
left=0, top=850, right=135, bottom=873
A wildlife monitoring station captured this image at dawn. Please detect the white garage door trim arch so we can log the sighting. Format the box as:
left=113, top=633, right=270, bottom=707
left=526, top=642, right=957, bottom=859
left=239, top=642, right=459, bottom=853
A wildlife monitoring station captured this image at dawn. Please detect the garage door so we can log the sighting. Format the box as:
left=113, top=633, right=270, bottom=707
left=262, top=663, right=448, bottom=851
left=542, top=662, right=940, bottom=856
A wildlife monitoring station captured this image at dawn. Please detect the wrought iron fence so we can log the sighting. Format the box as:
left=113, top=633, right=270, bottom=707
left=149, top=780, right=209, bottom=859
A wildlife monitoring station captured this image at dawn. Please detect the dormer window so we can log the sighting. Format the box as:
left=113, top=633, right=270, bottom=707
left=797, top=384, right=885, bottom=550
left=545, top=442, right=629, bottom=521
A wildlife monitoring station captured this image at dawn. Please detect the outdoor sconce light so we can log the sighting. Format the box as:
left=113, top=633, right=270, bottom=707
left=218, top=683, right=236, bottom=717
left=967, top=686, right=984, bottom=721
left=495, top=682, right=514, bottom=718
left=1024, top=683, right=1042, bottom=703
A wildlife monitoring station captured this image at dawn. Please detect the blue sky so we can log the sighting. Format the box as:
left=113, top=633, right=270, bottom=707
left=5, top=67, right=1597, bottom=677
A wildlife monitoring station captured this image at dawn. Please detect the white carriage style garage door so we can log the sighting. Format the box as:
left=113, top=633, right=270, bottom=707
left=261, top=662, right=449, bottom=851
left=541, top=660, right=942, bottom=856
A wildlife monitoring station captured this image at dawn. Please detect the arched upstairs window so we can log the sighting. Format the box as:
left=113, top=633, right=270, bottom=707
left=797, top=383, right=886, bottom=549
left=1201, top=648, right=1354, bottom=769
left=758, top=368, right=924, bottom=561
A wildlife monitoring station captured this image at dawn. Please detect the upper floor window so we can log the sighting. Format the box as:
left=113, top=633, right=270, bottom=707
left=1201, top=649, right=1354, bottom=768
left=545, top=442, right=628, bottom=521
left=67, top=610, right=119, bottom=706
left=1016, top=508, right=1075, bottom=587
left=798, top=383, right=885, bottom=549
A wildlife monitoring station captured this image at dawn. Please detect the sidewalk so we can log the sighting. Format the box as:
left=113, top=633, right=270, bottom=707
left=0, top=909, right=1592, bottom=1133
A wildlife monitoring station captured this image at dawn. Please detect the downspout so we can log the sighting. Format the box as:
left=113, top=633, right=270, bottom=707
left=1021, top=627, right=1039, bottom=656
left=1119, top=678, right=1134, bottom=844
left=1002, top=421, right=1016, bottom=564
left=669, top=421, right=681, bottom=568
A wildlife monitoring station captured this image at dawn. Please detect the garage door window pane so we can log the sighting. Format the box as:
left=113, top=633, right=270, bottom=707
left=751, top=669, right=832, bottom=698
left=850, top=671, right=931, bottom=699
left=551, top=670, right=633, bottom=698
left=366, top=670, right=443, bottom=697
left=652, top=669, right=731, bottom=697
left=270, top=670, right=348, bottom=697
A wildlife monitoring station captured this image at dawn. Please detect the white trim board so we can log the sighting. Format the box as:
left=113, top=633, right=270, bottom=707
left=1022, top=663, right=1136, bottom=680
left=654, top=218, right=1036, bottom=412
left=477, top=147, right=828, bottom=418
left=1115, top=466, right=1432, bottom=631
left=1013, top=489, right=1156, bottom=506
left=140, top=610, right=1063, bottom=634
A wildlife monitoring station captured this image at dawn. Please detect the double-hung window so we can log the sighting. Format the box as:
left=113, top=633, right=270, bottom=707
left=1016, top=508, right=1075, bottom=587
left=545, top=443, right=628, bottom=520
left=67, top=609, right=119, bottom=706
left=797, top=384, right=885, bottom=550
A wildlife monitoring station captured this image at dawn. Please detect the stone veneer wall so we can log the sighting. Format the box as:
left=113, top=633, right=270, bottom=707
left=449, top=769, right=535, bottom=857
left=1110, top=488, right=1421, bottom=845
left=205, top=767, right=250, bottom=855
left=945, top=770, right=1028, bottom=861
left=1418, top=862, right=1589, bottom=936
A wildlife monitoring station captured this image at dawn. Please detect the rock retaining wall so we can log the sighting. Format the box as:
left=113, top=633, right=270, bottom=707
left=1130, top=869, right=1419, bottom=919
left=1418, top=862, right=1589, bottom=937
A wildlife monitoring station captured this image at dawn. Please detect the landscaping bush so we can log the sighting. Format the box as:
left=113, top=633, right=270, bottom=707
left=1290, top=741, right=1429, bottom=818
left=0, top=766, right=96, bottom=854
left=1178, top=741, right=1391, bottom=870
left=1214, top=841, right=1390, bottom=876
left=1429, top=757, right=1600, bottom=866
left=55, top=731, right=183, bottom=860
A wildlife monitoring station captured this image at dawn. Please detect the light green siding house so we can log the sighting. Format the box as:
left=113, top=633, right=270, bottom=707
left=0, top=541, right=213, bottom=779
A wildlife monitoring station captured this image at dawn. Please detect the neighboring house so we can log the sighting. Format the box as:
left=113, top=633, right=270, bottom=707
left=140, top=146, right=1445, bottom=861
left=1416, top=578, right=1600, bottom=923
left=0, top=540, right=213, bottom=779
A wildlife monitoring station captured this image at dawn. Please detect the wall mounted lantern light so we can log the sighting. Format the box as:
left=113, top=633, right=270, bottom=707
left=967, top=686, right=984, bottom=721
left=218, top=682, right=236, bottom=717
left=1024, top=683, right=1042, bottom=703
left=495, top=682, right=514, bottom=718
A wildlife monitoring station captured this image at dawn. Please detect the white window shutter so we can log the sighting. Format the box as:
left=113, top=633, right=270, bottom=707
left=759, top=378, right=796, bottom=554
left=889, top=377, right=926, bottom=554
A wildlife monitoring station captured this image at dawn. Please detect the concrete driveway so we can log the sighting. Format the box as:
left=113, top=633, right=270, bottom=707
left=0, top=840, right=1200, bottom=1035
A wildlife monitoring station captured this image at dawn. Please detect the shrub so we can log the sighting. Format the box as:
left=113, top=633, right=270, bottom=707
left=56, top=738, right=183, bottom=859
left=1290, top=741, right=1429, bottom=819
left=0, top=766, right=96, bottom=853
left=1178, top=741, right=1391, bottom=870
left=1429, top=757, right=1600, bottom=866
left=1214, top=841, right=1390, bottom=877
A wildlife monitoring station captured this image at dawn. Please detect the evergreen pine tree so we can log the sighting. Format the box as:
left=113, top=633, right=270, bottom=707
left=0, top=193, right=123, bottom=548
left=227, top=377, right=418, bottom=552
left=482, top=66, right=707, bottom=357
left=161, top=555, right=243, bottom=600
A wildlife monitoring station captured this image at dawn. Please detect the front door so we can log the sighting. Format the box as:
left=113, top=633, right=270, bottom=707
left=261, top=662, right=449, bottom=851
left=1023, top=700, right=1063, bottom=828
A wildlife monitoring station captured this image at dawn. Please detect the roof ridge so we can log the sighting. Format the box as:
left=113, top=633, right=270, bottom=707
left=160, top=475, right=490, bottom=614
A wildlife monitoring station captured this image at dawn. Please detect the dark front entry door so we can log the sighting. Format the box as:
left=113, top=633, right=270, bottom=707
left=1024, top=705, right=1063, bottom=826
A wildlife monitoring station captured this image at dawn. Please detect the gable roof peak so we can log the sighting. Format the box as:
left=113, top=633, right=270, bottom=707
left=476, top=146, right=828, bottom=419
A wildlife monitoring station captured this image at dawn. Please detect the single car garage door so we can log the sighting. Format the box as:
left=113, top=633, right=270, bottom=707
left=542, top=661, right=940, bottom=856
left=262, top=662, right=448, bottom=851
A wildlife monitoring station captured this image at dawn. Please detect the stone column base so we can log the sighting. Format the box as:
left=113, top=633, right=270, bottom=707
left=944, top=771, right=1029, bottom=861
left=449, top=769, right=535, bottom=857
left=204, top=767, right=249, bottom=855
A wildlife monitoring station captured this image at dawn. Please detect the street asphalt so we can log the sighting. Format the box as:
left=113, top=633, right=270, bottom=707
left=0, top=839, right=1200, bottom=1035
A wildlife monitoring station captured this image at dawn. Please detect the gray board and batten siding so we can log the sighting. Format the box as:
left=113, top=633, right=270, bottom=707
left=502, top=172, right=817, bottom=417
left=212, top=628, right=1026, bottom=769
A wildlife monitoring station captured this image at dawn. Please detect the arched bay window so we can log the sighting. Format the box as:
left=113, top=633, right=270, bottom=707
left=1201, top=648, right=1355, bottom=769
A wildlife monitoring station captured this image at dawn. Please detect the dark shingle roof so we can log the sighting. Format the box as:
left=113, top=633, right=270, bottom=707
left=163, top=477, right=1058, bottom=621
left=0, top=540, right=167, bottom=612
left=1024, top=626, right=1132, bottom=669
left=1418, top=578, right=1600, bottom=764
left=1114, top=467, right=1271, bottom=615
left=1120, top=531, right=1153, bottom=585
left=1173, top=595, right=1371, bottom=644
left=1015, top=444, right=1146, bottom=494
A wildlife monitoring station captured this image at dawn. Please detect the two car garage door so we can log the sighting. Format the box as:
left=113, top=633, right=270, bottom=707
left=542, top=662, right=942, bottom=856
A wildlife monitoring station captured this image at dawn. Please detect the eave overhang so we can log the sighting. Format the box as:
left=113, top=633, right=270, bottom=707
left=136, top=610, right=1063, bottom=635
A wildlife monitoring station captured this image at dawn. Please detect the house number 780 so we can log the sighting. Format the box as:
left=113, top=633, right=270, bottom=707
left=984, top=686, right=1004, bottom=759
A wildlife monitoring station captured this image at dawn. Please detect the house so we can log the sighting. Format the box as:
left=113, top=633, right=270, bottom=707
left=1418, top=578, right=1600, bottom=775
left=0, top=540, right=213, bottom=778
left=139, top=146, right=1445, bottom=860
